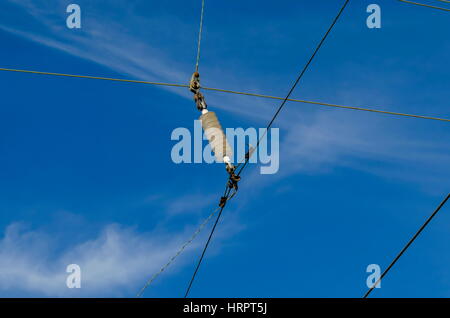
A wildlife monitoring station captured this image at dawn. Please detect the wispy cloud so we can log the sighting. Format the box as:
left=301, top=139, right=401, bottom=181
left=282, top=110, right=450, bottom=175
left=240, top=107, right=450, bottom=195
left=1, top=0, right=282, bottom=121
left=0, top=220, right=212, bottom=297
left=1, top=0, right=200, bottom=108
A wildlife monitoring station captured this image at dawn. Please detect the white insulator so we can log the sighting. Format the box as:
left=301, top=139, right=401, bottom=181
left=200, top=111, right=233, bottom=163
left=223, top=156, right=231, bottom=165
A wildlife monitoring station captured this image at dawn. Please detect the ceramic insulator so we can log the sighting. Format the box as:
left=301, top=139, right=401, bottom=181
left=199, top=111, right=233, bottom=163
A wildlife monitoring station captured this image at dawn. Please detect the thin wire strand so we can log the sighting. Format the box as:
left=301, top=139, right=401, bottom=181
left=1, top=67, right=449, bottom=123
left=136, top=190, right=237, bottom=298
left=237, top=0, right=351, bottom=177
left=136, top=207, right=219, bottom=298
left=0, top=67, right=189, bottom=88
left=184, top=186, right=235, bottom=298
left=195, top=0, right=206, bottom=72
left=202, top=86, right=450, bottom=123
left=398, top=0, right=450, bottom=12
left=184, top=0, right=349, bottom=297
left=364, top=193, right=450, bottom=298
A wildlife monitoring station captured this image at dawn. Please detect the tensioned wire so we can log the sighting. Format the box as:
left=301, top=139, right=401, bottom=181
left=398, top=0, right=450, bottom=12
left=195, top=0, right=206, bottom=72
left=1, top=67, right=448, bottom=123
left=136, top=190, right=237, bottom=297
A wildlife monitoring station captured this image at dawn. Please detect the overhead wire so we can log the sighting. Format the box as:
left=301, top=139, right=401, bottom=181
left=202, top=86, right=450, bottom=123
left=183, top=0, right=351, bottom=297
left=177, top=0, right=450, bottom=298
left=136, top=189, right=237, bottom=297
left=364, top=193, right=450, bottom=298
left=195, top=0, right=206, bottom=72
left=0, top=67, right=449, bottom=123
left=237, top=0, right=351, bottom=177
left=1, top=0, right=447, bottom=299
left=397, top=0, right=450, bottom=12
left=136, top=206, right=219, bottom=298
left=182, top=0, right=239, bottom=298
left=184, top=186, right=236, bottom=298
left=0, top=67, right=189, bottom=88
left=0, top=0, right=448, bottom=299
left=138, top=0, right=232, bottom=293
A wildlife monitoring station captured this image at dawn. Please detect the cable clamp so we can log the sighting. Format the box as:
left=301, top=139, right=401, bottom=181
left=190, top=71, right=207, bottom=112
left=194, top=92, right=207, bottom=111
left=227, top=170, right=241, bottom=191
left=219, top=196, right=227, bottom=208
left=189, top=71, right=201, bottom=94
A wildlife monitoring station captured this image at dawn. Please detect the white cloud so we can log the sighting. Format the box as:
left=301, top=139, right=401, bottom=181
left=0, top=221, right=213, bottom=297
left=240, top=107, right=450, bottom=194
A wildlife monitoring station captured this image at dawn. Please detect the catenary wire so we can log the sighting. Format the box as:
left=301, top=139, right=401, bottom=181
left=1, top=67, right=449, bottom=123
left=195, top=0, right=206, bottom=72
left=398, top=0, right=450, bottom=12
left=183, top=0, right=350, bottom=297
left=0, top=67, right=189, bottom=88
left=1, top=0, right=447, bottom=299
left=364, top=193, right=450, bottom=298
left=237, top=0, right=351, bottom=177
left=184, top=186, right=235, bottom=298
left=136, top=189, right=237, bottom=297
left=136, top=207, right=219, bottom=298
left=202, top=86, right=450, bottom=123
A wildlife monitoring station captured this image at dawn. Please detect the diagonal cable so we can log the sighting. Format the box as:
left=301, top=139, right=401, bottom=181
left=364, top=193, right=450, bottom=298
left=195, top=0, right=206, bottom=72
left=136, top=189, right=237, bottom=298
left=184, top=186, right=235, bottom=298
left=202, top=86, right=450, bottom=123
left=398, top=0, right=450, bottom=12
left=1, top=67, right=449, bottom=123
left=0, top=67, right=189, bottom=88
left=183, top=0, right=351, bottom=298
left=237, top=0, right=351, bottom=177
left=136, top=207, right=219, bottom=298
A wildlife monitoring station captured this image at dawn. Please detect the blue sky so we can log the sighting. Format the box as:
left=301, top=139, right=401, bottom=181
left=0, top=0, right=449, bottom=297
